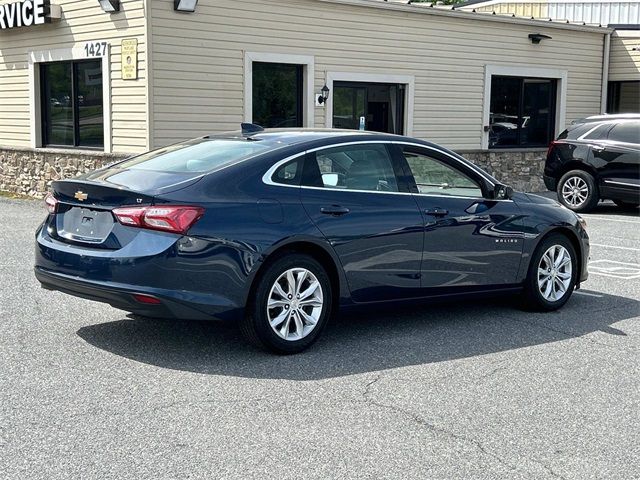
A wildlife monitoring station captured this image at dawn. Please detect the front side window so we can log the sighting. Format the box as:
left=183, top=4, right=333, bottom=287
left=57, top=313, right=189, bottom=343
left=303, top=144, right=399, bottom=192
left=403, top=149, right=483, bottom=198
left=41, top=60, right=103, bottom=148
left=252, top=62, right=303, bottom=128
left=489, top=75, right=557, bottom=148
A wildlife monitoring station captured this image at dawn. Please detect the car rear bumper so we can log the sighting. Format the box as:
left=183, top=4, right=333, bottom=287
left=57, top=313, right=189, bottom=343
left=34, top=266, right=240, bottom=320
left=543, top=175, right=557, bottom=192
left=34, top=266, right=240, bottom=321
left=34, top=223, right=245, bottom=321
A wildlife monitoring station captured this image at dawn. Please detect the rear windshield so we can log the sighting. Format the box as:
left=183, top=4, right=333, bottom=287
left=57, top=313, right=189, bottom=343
left=118, top=138, right=271, bottom=173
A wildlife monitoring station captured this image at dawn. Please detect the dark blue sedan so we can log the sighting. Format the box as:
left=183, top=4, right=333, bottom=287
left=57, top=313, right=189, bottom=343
left=35, top=126, right=590, bottom=353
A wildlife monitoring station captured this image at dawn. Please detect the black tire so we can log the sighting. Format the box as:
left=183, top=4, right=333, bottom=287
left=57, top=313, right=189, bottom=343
left=521, top=233, right=578, bottom=311
left=613, top=200, right=640, bottom=209
left=240, top=253, right=333, bottom=354
left=557, top=170, right=599, bottom=213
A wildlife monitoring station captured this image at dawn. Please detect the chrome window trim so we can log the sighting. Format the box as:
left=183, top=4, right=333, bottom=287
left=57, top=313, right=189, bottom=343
left=578, top=124, right=606, bottom=141
left=262, top=140, right=513, bottom=202
left=262, top=140, right=497, bottom=186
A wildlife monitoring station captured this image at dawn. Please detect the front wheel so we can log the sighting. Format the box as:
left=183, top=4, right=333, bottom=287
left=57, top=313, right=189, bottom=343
left=522, top=233, right=578, bottom=311
left=240, top=254, right=333, bottom=354
left=557, top=170, right=599, bottom=213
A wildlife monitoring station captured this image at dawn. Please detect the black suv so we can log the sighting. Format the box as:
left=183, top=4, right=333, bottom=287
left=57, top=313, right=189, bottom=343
left=544, top=114, right=640, bottom=212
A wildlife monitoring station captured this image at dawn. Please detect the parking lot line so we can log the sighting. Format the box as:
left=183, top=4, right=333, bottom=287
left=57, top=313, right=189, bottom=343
left=583, top=216, right=640, bottom=225
left=575, top=290, right=604, bottom=298
left=590, top=243, right=640, bottom=252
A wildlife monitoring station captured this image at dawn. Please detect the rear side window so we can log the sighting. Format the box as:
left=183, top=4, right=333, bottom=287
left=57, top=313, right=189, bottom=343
left=302, top=144, right=399, bottom=192
left=558, top=123, right=593, bottom=140
left=607, top=122, right=640, bottom=144
left=118, top=139, right=270, bottom=173
left=272, top=158, right=303, bottom=186
left=583, top=124, right=611, bottom=140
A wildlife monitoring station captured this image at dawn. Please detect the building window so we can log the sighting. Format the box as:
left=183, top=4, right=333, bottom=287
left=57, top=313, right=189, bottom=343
left=489, top=76, right=557, bottom=148
left=40, top=59, right=103, bottom=149
left=607, top=81, right=640, bottom=114
left=252, top=62, right=303, bottom=128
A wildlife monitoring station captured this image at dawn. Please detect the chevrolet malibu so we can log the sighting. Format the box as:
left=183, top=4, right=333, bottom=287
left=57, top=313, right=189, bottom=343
left=35, top=126, right=589, bottom=353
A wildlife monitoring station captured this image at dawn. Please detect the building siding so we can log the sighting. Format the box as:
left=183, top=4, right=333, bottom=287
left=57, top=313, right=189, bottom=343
left=460, top=1, right=640, bottom=25
left=609, top=31, right=640, bottom=81
left=0, top=0, right=148, bottom=153
left=150, top=0, right=606, bottom=150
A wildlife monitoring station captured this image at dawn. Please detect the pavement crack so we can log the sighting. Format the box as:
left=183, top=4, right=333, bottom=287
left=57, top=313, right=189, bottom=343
left=360, top=375, right=519, bottom=474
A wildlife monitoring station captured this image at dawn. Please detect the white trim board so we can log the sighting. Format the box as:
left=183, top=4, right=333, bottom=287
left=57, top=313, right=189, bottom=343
left=324, top=72, right=415, bottom=136
left=28, top=46, right=112, bottom=153
left=243, top=52, right=315, bottom=128
left=482, top=65, right=568, bottom=150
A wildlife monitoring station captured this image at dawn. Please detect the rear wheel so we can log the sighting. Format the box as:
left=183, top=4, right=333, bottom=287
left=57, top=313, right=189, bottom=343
left=522, top=233, right=578, bottom=311
left=557, top=170, right=599, bottom=213
left=240, top=254, right=332, bottom=354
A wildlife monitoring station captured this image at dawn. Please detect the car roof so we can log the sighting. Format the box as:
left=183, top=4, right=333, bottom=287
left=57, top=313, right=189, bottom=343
left=572, top=114, right=640, bottom=125
left=203, top=127, right=501, bottom=186
left=207, top=128, right=401, bottom=146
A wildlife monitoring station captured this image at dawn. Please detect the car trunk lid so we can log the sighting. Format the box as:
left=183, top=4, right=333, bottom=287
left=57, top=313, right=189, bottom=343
left=50, top=169, right=203, bottom=248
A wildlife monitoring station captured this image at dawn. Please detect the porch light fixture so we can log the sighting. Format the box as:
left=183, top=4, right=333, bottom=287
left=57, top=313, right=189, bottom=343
left=98, top=0, right=120, bottom=13
left=528, top=33, right=552, bottom=44
left=317, top=84, right=330, bottom=105
left=174, top=0, right=198, bottom=12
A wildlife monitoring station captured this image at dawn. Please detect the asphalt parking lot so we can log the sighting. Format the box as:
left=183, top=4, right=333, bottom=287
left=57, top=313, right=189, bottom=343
left=1, top=196, right=639, bottom=479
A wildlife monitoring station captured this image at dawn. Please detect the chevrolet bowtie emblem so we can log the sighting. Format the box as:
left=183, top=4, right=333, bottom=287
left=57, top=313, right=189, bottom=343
left=74, top=191, right=88, bottom=201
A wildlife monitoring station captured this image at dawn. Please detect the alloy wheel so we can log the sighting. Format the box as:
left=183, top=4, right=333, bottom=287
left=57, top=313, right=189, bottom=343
left=561, top=176, right=589, bottom=208
left=267, top=268, right=324, bottom=341
left=537, top=245, right=572, bottom=302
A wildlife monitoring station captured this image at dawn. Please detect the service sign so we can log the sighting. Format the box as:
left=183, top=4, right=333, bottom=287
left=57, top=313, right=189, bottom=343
left=0, top=0, right=52, bottom=30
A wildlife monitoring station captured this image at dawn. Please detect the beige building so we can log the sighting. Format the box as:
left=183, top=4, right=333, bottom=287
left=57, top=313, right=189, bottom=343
left=0, top=0, right=634, bottom=195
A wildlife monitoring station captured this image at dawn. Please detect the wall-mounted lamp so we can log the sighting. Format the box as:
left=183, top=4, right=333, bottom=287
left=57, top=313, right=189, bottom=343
left=317, top=84, right=330, bottom=105
left=174, top=0, right=198, bottom=12
left=528, top=33, right=552, bottom=44
left=98, top=0, right=120, bottom=13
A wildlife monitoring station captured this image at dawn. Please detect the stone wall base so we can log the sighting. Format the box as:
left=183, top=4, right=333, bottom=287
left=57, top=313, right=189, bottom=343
left=462, top=149, right=548, bottom=193
left=0, top=146, right=549, bottom=198
left=0, top=147, right=129, bottom=198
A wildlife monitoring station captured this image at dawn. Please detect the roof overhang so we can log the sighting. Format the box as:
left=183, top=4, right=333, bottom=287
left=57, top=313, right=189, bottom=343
left=315, top=0, right=613, bottom=34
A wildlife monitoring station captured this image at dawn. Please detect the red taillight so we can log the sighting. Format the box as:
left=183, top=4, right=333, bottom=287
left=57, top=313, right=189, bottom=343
left=44, top=192, right=58, bottom=214
left=547, top=141, right=559, bottom=157
left=132, top=293, right=162, bottom=305
left=112, top=205, right=204, bottom=235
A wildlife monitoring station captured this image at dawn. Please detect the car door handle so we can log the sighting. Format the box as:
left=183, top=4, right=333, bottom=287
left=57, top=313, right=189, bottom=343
left=320, top=205, right=350, bottom=216
left=592, top=145, right=605, bottom=152
left=425, top=208, right=449, bottom=217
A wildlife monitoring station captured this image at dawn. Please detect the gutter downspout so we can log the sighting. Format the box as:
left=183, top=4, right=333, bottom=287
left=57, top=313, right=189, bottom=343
left=601, top=32, right=611, bottom=114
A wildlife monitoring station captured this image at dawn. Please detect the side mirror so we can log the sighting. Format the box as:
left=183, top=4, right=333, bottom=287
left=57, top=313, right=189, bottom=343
left=493, top=183, right=514, bottom=200
left=322, top=173, right=340, bottom=187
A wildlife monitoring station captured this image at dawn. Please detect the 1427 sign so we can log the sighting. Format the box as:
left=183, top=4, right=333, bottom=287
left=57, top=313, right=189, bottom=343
left=84, top=41, right=109, bottom=58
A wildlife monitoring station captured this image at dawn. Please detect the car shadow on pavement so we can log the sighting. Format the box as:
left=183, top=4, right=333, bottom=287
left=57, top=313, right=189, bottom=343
left=76, top=290, right=639, bottom=381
